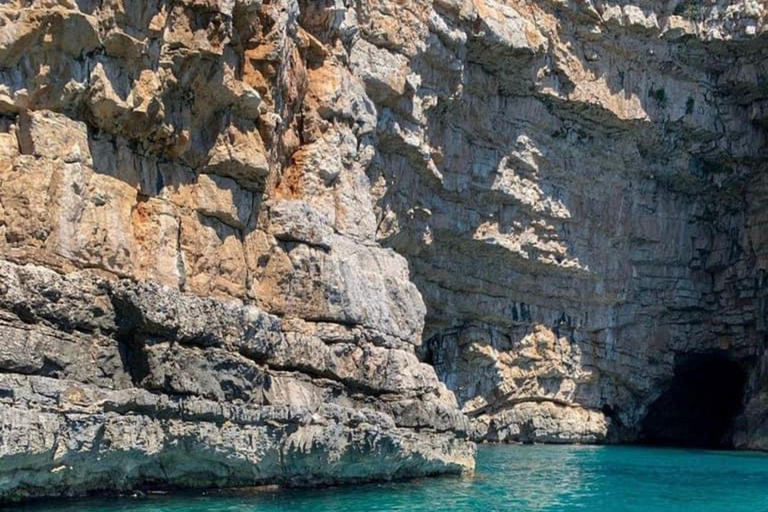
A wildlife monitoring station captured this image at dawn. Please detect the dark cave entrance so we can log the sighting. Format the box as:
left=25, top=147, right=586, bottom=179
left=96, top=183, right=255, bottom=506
left=638, top=353, right=748, bottom=448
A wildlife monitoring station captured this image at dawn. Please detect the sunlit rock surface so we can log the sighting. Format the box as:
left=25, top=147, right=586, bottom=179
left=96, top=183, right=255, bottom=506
left=0, top=0, right=476, bottom=501
left=1, top=0, right=768, bottom=501
left=364, top=0, right=768, bottom=447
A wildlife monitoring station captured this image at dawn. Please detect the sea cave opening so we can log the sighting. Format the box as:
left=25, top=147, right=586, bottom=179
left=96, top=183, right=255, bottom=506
left=637, top=353, right=748, bottom=449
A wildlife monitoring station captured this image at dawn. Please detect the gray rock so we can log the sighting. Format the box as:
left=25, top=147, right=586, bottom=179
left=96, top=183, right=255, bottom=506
left=0, top=260, right=473, bottom=501
left=2, top=0, right=768, bottom=502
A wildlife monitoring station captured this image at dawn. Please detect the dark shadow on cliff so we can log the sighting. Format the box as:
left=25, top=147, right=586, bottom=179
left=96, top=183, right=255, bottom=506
left=637, top=352, right=750, bottom=448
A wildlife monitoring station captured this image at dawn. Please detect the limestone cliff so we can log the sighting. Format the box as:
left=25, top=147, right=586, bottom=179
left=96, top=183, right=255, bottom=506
left=362, top=0, right=768, bottom=447
left=0, top=0, right=767, bottom=502
left=0, top=0, right=476, bottom=501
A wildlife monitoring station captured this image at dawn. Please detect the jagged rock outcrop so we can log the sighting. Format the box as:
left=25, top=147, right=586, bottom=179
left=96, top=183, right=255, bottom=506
left=0, top=0, right=477, bottom=501
left=0, top=260, right=471, bottom=500
left=355, top=0, right=768, bottom=446
left=1, top=0, right=768, bottom=501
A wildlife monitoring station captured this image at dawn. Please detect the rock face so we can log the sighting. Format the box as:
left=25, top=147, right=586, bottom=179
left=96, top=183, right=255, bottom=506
left=0, top=0, right=476, bottom=501
left=0, top=260, right=472, bottom=500
left=1, top=0, right=768, bottom=501
left=359, top=0, right=768, bottom=446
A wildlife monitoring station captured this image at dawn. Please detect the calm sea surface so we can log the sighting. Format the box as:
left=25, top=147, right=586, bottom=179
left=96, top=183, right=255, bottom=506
left=18, top=444, right=768, bottom=512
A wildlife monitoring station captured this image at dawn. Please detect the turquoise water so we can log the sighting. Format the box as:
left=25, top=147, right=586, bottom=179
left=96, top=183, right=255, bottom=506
left=18, top=445, right=768, bottom=511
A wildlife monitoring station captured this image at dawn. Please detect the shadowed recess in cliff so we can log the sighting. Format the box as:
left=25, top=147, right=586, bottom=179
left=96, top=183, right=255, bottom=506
left=638, top=353, right=749, bottom=448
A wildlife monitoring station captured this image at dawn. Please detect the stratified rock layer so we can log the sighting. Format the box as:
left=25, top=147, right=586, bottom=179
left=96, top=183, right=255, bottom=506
left=0, top=260, right=472, bottom=500
left=1, top=0, right=768, bottom=501
left=358, top=0, right=768, bottom=446
left=0, top=0, right=475, bottom=501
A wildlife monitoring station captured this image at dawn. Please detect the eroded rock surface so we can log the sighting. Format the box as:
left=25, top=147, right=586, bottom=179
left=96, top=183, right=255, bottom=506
left=355, top=0, right=768, bottom=446
left=1, top=0, right=768, bottom=501
left=0, top=0, right=476, bottom=501
left=0, top=260, right=471, bottom=500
